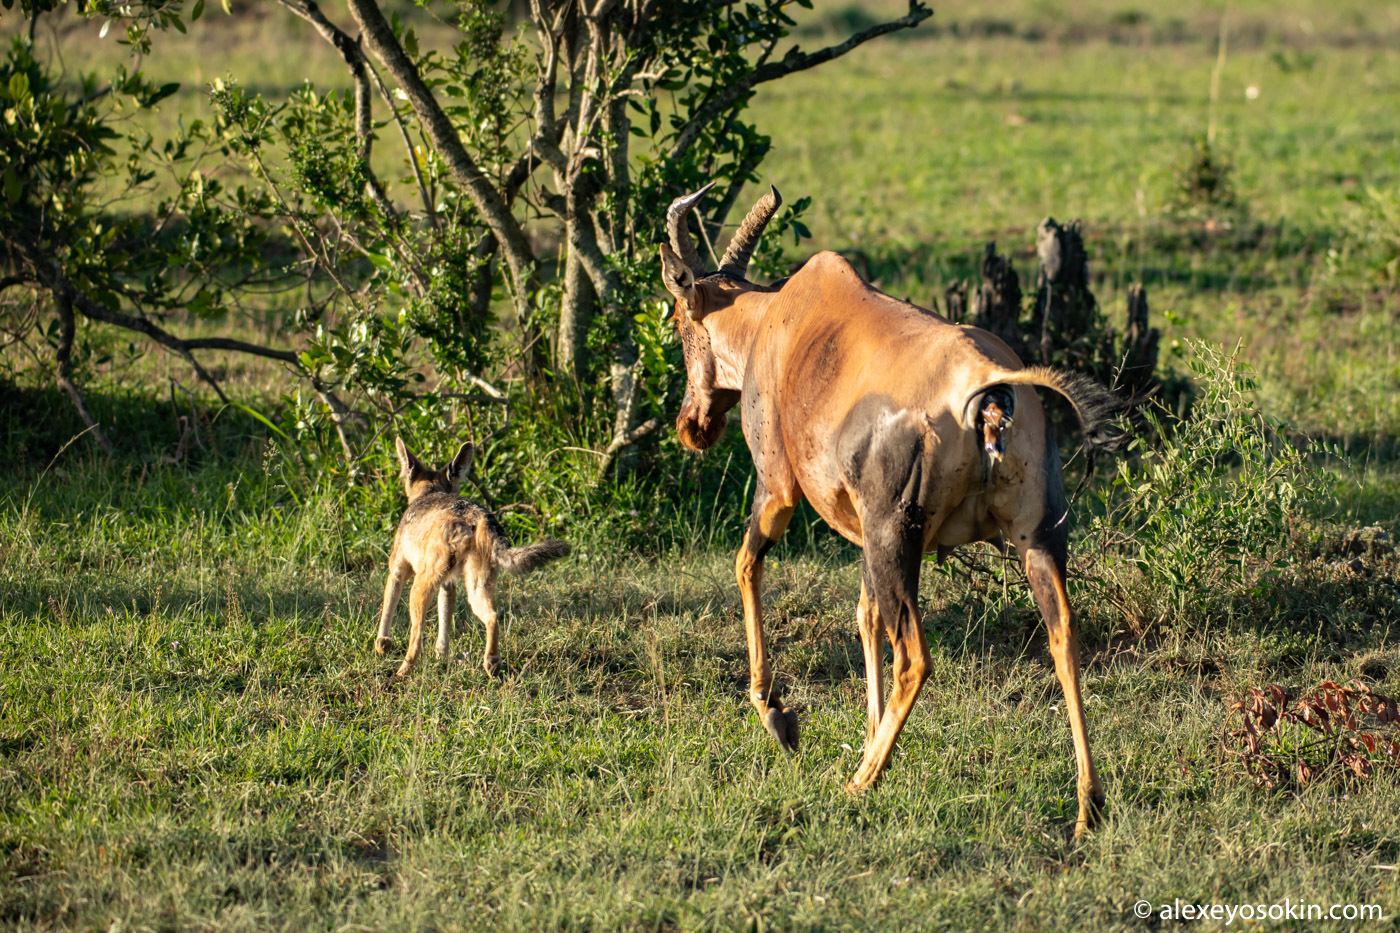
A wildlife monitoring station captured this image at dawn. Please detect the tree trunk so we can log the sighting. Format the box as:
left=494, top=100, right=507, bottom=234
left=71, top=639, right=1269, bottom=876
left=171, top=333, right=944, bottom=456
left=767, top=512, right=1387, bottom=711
left=969, top=240, right=1023, bottom=357
left=558, top=244, right=594, bottom=381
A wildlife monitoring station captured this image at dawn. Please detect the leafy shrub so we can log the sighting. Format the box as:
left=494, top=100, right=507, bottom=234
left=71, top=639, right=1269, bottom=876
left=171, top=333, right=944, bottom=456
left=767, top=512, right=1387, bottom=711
left=1081, top=341, right=1339, bottom=631
left=1344, top=184, right=1400, bottom=285
left=1171, top=135, right=1240, bottom=218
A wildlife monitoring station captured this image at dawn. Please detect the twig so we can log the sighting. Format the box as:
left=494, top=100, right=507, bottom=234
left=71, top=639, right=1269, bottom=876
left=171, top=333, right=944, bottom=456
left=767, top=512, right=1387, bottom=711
left=668, top=1, right=931, bottom=162
left=52, top=290, right=114, bottom=455
left=596, top=416, right=662, bottom=478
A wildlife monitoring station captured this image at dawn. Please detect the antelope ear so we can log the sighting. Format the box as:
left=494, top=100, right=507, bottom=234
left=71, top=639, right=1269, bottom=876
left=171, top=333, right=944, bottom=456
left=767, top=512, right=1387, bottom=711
left=395, top=436, right=423, bottom=479
left=446, top=441, right=474, bottom=490
left=659, top=243, right=697, bottom=304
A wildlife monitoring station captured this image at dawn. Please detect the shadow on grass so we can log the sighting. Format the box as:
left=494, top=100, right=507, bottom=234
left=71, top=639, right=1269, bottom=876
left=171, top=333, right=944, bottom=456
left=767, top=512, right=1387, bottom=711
left=0, top=378, right=272, bottom=467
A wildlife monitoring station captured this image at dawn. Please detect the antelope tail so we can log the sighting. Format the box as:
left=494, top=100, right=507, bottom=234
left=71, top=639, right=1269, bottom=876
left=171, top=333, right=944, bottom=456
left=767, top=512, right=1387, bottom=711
left=972, top=366, right=1126, bottom=453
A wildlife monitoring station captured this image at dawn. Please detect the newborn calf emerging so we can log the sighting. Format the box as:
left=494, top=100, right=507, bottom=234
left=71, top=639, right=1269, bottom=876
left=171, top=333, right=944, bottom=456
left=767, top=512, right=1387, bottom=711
left=376, top=437, right=569, bottom=678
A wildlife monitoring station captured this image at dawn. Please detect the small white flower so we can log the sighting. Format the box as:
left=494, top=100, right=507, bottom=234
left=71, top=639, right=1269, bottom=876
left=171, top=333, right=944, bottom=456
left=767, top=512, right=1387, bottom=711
left=1245, top=85, right=1260, bottom=100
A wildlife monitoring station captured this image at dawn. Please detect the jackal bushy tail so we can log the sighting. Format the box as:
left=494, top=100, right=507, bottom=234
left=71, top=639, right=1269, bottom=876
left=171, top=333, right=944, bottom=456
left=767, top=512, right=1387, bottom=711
left=466, top=515, right=570, bottom=574
left=498, top=539, right=571, bottom=574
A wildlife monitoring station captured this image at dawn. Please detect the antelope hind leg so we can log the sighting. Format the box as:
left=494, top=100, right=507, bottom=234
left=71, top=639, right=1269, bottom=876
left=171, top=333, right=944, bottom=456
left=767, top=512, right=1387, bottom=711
left=1021, top=542, right=1105, bottom=837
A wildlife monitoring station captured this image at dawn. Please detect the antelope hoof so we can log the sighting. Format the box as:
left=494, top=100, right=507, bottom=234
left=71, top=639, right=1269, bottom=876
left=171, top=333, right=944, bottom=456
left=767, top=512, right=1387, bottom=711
left=1074, top=793, right=1108, bottom=839
left=762, top=708, right=799, bottom=752
left=374, top=636, right=393, bottom=656
left=435, top=642, right=449, bottom=660
left=482, top=654, right=501, bottom=678
left=844, top=776, right=872, bottom=795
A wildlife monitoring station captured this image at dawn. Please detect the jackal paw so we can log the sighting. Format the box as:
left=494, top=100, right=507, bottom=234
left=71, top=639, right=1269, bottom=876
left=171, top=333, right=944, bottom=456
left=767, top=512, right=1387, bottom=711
left=374, top=636, right=393, bottom=656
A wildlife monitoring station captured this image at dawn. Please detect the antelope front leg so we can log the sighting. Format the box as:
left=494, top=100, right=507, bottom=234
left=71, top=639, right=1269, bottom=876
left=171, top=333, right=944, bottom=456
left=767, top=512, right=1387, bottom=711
left=1022, top=544, right=1105, bottom=838
left=736, top=491, right=797, bottom=751
left=857, top=579, right=885, bottom=752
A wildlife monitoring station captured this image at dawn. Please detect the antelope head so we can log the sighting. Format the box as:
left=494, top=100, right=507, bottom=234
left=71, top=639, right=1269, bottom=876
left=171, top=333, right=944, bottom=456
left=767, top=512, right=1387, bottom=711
left=659, top=182, right=782, bottom=451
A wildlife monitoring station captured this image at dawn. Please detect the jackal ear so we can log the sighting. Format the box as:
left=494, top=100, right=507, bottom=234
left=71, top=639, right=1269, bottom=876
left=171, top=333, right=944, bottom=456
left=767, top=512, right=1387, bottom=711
left=659, top=243, right=698, bottom=309
left=446, top=441, right=474, bottom=490
left=395, top=436, right=424, bottom=480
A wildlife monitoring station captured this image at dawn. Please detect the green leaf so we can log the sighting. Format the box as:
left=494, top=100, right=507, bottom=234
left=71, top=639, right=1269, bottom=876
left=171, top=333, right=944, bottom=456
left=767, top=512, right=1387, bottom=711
left=231, top=402, right=288, bottom=439
left=7, top=73, right=29, bottom=103
left=148, top=83, right=180, bottom=106
left=2, top=167, right=21, bottom=204
left=191, top=0, right=204, bottom=21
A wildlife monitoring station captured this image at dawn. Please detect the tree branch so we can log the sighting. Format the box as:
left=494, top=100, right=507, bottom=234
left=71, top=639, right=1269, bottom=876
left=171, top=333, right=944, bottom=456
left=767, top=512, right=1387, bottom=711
left=361, top=51, right=439, bottom=231
left=31, top=259, right=299, bottom=407
left=596, top=415, right=660, bottom=478
left=53, top=290, right=115, bottom=456
left=668, top=1, right=931, bottom=162
left=345, top=0, right=537, bottom=296
left=274, top=0, right=401, bottom=223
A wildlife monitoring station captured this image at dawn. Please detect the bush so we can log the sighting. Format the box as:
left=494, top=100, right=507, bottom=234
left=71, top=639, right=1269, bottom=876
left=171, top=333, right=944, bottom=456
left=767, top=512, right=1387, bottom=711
left=1171, top=135, right=1240, bottom=218
left=1080, top=340, right=1340, bottom=632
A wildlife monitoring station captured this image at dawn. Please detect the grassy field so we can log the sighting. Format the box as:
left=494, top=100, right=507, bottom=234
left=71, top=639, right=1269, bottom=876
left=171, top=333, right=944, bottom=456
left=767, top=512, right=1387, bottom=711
left=3, top=459, right=1399, bottom=930
left=5, top=1, right=1400, bottom=929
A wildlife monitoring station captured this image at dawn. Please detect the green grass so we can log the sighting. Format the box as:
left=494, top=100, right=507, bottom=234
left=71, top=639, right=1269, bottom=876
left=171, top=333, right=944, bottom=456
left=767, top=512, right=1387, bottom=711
left=6, top=1, right=1400, bottom=928
left=3, top=454, right=1399, bottom=930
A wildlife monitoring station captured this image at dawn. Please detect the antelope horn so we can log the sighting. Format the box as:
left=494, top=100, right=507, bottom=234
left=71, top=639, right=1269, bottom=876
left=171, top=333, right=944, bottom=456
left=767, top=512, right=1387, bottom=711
left=718, top=185, right=782, bottom=279
left=666, top=181, right=716, bottom=276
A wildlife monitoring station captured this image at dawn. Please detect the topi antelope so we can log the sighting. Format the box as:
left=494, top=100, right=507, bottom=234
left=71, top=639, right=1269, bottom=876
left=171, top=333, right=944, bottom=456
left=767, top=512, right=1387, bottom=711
left=658, top=183, right=1121, bottom=836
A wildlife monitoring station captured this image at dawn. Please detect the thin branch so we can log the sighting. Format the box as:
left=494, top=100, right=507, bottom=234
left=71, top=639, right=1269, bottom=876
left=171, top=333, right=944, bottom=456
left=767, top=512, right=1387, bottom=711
left=32, top=259, right=297, bottom=405
left=362, top=52, right=439, bottom=232
left=273, top=0, right=402, bottom=224
left=53, top=290, right=115, bottom=456
left=345, top=0, right=537, bottom=296
left=596, top=416, right=661, bottom=478
left=668, top=1, right=931, bottom=162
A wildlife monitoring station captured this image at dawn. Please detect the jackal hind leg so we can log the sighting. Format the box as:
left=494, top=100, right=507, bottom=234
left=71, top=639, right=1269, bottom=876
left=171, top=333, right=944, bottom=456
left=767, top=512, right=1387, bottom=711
left=464, top=557, right=501, bottom=676
left=394, top=576, right=436, bottom=679
left=435, top=582, right=456, bottom=659
left=376, top=557, right=410, bottom=655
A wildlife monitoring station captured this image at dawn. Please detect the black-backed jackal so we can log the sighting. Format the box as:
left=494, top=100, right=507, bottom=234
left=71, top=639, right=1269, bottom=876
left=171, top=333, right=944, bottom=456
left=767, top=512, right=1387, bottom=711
left=376, top=437, right=569, bottom=678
